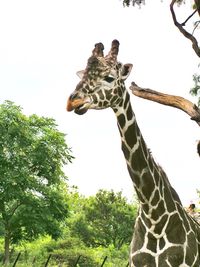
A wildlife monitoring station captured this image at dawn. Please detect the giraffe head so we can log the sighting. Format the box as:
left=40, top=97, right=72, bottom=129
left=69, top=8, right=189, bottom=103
left=67, top=40, right=133, bottom=115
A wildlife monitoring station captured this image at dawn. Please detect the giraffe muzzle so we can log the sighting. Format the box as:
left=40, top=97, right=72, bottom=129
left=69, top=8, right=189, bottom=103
left=66, top=98, right=85, bottom=111
left=66, top=97, right=91, bottom=115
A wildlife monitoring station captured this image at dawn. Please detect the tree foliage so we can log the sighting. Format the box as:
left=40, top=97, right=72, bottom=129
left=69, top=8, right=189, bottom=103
left=122, top=0, right=145, bottom=7
left=0, top=187, right=138, bottom=266
left=190, top=73, right=200, bottom=106
left=122, top=0, right=185, bottom=7
left=0, top=101, right=73, bottom=264
left=0, top=102, right=138, bottom=265
left=69, top=189, right=138, bottom=249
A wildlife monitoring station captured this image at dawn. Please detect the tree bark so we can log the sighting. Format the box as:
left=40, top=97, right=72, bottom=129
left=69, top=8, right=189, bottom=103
left=129, top=82, right=200, bottom=126
left=4, top=228, right=10, bottom=266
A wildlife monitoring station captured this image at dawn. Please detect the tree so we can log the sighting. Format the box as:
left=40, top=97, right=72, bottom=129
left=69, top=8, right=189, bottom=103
left=0, top=101, right=73, bottom=265
left=69, top=189, right=138, bottom=249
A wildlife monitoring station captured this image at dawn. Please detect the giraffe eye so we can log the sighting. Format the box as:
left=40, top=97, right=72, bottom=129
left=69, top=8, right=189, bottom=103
left=104, top=76, right=115, bottom=83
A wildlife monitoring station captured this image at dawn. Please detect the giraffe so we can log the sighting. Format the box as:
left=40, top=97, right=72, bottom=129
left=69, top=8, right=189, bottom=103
left=66, top=40, right=200, bottom=266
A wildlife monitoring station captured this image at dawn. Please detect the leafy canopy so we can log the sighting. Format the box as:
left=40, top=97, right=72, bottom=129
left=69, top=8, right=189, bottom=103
left=68, top=189, right=138, bottom=249
left=0, top=100, right=73, bottom=244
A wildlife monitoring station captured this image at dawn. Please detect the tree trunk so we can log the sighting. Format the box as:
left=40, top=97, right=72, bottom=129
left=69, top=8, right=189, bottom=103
left=4, top=227, right=10, bottom=265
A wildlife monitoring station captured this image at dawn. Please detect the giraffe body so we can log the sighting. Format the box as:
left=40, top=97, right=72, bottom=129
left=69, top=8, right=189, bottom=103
left=67, top=40, right=200, bottom=266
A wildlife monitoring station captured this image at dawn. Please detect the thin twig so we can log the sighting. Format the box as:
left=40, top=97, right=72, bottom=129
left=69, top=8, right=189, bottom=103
left=181, top=9, right=198, bottom=26
left=192, top=20, right=200, bottom=35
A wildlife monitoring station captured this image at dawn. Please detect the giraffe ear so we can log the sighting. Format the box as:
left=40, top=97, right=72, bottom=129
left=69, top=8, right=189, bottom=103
left=76, top=70, right=84, bottom=79
left=121, top=64, right=133, bottom=80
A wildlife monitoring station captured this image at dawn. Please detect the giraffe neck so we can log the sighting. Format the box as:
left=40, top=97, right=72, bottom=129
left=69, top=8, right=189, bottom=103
left=113, top=91, right=177, bottom=217
left=113, top=91, right=200, bottom=266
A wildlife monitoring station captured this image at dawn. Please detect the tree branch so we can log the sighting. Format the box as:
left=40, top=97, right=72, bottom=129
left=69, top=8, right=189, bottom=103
left=192, top=20, right=200, bottom=35
left=170, top=0, right=200, bottom=57
left=129, top=82, right=200, bottom=126
left=181, top=9, right=198, bottom=26
left=9, top=202, right=23, bottom=218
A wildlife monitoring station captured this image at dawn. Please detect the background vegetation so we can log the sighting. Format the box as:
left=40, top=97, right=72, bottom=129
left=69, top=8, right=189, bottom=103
left=0, top=101, right=138, bottom=266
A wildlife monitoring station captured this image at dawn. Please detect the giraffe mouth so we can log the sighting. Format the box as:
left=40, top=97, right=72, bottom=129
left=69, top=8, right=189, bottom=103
left=74, top=104, right=88, bottom=115
left=67, top=96, right=91, bottom=115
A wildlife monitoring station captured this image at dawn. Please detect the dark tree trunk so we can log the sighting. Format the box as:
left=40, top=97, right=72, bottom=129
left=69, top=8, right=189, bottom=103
left=3, top=227, right=10, bottom=265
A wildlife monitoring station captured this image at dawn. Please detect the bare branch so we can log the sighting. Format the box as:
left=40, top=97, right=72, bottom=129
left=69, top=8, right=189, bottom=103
left=170, top=0, right=200, bottom=57
left=181, top=9, right=198, bottom=26
left=192, top=20, right=200, bottom=35
left=130, top=82, right=200, bottom=126
left=9, top=202, right=23, bottom=218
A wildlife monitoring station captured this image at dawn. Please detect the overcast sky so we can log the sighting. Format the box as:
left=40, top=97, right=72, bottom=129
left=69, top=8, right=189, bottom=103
left=0, top=0, right=199, bottom=206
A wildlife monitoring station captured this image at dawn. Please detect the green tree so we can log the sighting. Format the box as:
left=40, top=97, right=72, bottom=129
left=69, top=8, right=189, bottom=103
left=70, top=189, right=138, bottom=249
left=0, top=101, right=73, bottom=265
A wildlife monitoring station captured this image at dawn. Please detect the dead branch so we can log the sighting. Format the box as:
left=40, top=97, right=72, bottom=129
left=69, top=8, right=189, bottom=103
left=192, top=20, right=200, bottom=35
left=181, top=9, right=198, bottom=26
left=170, top=0, right=200, bottom=58
left=130, top=82, right=200, bottom=126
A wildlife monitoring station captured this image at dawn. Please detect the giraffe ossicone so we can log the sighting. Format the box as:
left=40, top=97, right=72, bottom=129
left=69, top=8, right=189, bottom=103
left=67, top=40, right=200, bottom=267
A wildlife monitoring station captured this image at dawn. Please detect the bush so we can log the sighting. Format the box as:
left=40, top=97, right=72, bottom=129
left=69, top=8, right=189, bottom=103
left=0, top=236, right=130, bottom=266
left=45, top=238, right=100, bottom=267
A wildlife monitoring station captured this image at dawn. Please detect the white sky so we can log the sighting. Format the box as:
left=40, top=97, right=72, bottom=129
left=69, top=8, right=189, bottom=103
left=0, top=0, right=200, bottom=207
